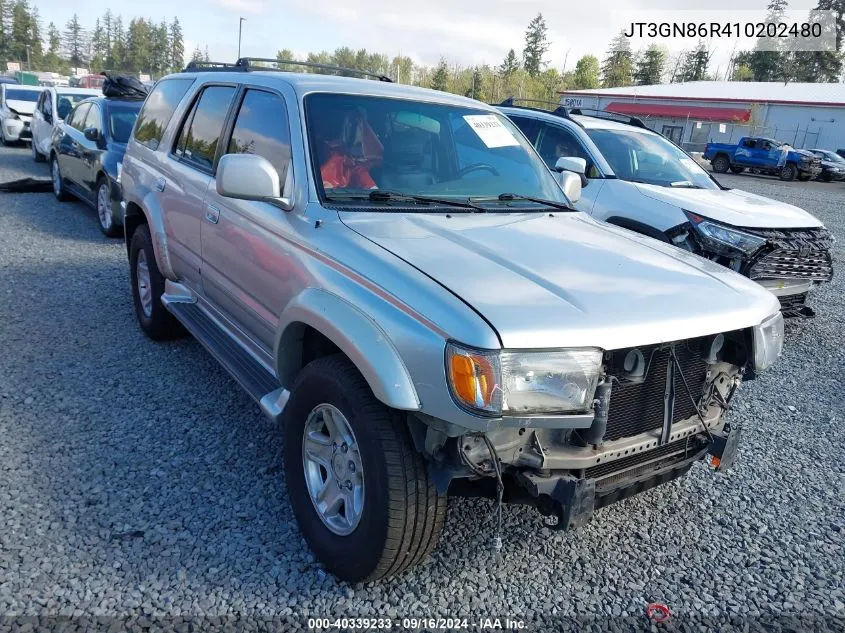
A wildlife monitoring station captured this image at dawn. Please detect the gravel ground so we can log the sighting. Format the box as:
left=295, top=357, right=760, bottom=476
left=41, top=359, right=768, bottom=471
left=0, top=145, right=843, bottom=631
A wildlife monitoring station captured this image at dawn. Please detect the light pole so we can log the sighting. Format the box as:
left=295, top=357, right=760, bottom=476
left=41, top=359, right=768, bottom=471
left=238, top=17, right=246, bottom=59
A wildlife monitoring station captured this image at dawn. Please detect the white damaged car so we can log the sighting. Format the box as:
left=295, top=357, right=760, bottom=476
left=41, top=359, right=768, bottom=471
left=500, top=101, right=835, bottom=317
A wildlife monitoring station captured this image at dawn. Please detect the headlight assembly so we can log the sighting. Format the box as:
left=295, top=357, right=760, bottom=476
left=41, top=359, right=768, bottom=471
left=684, top=211, right=767, bottom=257
left=752, top=311, right=784, bottom=372
left=446, top=343, right=603, bottom=416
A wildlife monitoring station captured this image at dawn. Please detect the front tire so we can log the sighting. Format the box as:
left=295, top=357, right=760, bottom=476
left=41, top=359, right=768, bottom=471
left=51, top=156, right=71, bottom=201
left=129, top=224, right=184, bottom=341
left=283, top=355, right=446, bottom=582
left=96, top=177, right=120, bottom=237
left=711, top=155, right=730, bottom=173
left=780, top=163, right=797, bottom=181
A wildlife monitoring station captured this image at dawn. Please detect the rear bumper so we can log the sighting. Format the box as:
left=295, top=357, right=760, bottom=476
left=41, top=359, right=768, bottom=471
left=518, top=426, right=739, bottom=530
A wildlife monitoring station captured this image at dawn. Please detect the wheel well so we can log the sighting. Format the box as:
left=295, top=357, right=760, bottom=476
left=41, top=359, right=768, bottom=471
left=712, top=152, right=729, bottom=162
left=123, top=202, right=147, bottom=257
left=277, top=323, right=343, bottom=389
left=605, top=216, right=671, bottom=243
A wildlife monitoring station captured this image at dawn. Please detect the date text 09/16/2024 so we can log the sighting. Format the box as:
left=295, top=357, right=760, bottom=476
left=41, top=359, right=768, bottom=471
left=307, top=617, right=527, bottom=630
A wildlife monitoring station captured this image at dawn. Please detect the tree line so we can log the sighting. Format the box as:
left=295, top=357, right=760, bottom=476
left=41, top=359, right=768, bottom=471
left=0, top=1, right=184, bottom=76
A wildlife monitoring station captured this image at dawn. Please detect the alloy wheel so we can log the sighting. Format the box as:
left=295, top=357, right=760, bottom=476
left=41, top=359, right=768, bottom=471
left=135, top=250, right=153, bottom=318
left=302, top=403, right=365, bottom=536
left=97, top=183, right=112, bottom=232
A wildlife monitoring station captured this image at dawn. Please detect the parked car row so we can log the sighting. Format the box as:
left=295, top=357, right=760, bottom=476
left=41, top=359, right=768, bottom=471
left=99, top=58, right=806, bottom=583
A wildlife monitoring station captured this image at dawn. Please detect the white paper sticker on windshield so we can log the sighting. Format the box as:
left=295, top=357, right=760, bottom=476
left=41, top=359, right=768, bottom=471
left=463, top=115, right=520, bottom=148
left=680, top=157, right=707, bottom=174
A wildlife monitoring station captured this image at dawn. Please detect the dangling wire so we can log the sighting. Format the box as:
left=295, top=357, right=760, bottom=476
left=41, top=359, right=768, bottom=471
left=481, top=435, right=504, bottom=552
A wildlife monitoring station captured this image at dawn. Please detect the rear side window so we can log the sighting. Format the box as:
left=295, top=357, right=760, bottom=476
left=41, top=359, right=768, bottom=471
left=227, top=89, right=292, bottom=187
left=509, top=115, right=538, bottom=143
left=84, top=103, right=103, bottom=133
left=174, top=85, right=236, bottom=171
left=133, top=78, right=194, bottom=150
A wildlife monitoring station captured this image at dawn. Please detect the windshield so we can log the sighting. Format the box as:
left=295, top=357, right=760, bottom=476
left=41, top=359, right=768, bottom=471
left=107, top=103, right=141, bottom=143
left=815, top=150, right=845, bottom=163
left=304, top=93, right=566, bottom=209
left=586, top=128, right=718, bottom=190
left=5, top=89, right=40, bottom=103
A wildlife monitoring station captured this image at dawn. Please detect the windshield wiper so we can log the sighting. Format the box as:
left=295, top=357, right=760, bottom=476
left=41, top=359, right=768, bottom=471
left=468, top=192, right=576, bottom=211
left=326, top=190, right=486, bottom=212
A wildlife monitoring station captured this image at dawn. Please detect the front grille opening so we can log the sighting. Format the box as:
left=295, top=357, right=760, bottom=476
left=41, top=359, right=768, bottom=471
left=602, top=340, right=710, bottom=442
left=585, top=436, right=707, bottom=481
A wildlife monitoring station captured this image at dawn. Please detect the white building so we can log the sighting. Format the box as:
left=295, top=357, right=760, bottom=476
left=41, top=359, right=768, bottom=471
left=558, top=81, right=845, bottom=153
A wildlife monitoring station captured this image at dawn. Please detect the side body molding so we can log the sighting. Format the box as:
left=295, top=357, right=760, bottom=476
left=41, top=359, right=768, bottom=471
left=275, top=288, right=421, bottom=411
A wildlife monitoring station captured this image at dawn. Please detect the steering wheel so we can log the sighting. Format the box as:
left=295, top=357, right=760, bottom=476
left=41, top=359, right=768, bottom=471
left=457, top=163, right=499, bottom=178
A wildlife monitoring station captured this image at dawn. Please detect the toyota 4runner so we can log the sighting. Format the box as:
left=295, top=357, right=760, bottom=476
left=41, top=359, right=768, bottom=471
left=121, top=59, right=784, bottom=582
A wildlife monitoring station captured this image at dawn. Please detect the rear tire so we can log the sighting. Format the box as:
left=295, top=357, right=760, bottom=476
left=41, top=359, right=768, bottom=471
left=283, top=355, right=446, bottom=582
left=711, top=155, right=730, bottom=173
left=129, top=224, right=185, bottom=341
left=729, top=165, right=745, bottom=174
left=779, top=163, right=797, bottom=181
left=31, top=139, right=44, bottom=162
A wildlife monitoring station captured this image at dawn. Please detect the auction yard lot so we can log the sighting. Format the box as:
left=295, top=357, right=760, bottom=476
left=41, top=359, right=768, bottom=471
left=0, top=144, right=843, bottom=627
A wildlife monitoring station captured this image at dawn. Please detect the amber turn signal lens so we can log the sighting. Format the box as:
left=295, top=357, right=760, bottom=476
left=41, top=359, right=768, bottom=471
left=447, top=346, right=499, bottom=412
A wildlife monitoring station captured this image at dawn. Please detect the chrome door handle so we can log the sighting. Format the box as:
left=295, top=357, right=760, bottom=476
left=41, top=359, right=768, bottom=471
left=205, top=204, right=220, bottom=224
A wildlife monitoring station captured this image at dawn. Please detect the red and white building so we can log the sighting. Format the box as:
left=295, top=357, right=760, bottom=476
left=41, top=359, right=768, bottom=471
left=559, top=81, right=845, bottom=153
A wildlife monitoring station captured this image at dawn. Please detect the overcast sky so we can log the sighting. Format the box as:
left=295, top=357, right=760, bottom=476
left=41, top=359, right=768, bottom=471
left=34, top=0, right=821, bottom=77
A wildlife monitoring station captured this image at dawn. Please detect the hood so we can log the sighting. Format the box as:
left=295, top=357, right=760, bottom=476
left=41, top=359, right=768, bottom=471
left=634, top=183, right=823, bottom=229
left=341, top=211, right=780, bottom=351
left=6, top=100, right=35, bottom=116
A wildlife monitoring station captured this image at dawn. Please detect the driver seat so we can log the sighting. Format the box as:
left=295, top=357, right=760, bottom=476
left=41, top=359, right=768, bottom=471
left=379, top=129, right=435, bottom=191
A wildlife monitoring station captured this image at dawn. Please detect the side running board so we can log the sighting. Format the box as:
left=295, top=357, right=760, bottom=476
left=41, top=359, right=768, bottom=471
left=165, top=301, right=289, bottom=422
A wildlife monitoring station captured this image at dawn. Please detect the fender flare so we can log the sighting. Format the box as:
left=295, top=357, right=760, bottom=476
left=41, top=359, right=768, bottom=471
left=123, top=191, right=176, bottom=278
left=274, top=288, right=421, bottom=411
left=604, top=216, right=671, bottom=243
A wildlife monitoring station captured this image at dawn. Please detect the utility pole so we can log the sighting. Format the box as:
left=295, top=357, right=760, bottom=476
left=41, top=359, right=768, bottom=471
left=25, top=45, right=31, bottom=71
left=238, top=17, right=246, bottom=59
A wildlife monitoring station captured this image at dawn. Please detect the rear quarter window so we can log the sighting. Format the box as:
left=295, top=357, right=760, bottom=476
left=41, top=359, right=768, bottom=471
left=133, top=78, right=194, bottom=150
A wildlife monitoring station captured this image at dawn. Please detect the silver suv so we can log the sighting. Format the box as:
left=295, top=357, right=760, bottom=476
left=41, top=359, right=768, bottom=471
left=121, top=58, right=784, bottom=582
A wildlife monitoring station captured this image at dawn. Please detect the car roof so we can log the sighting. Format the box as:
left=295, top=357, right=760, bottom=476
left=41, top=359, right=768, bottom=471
left=53, top=87, right=101, bottom=95
left=176, top=69, right=494, bottom=110
left=498, top=104, right=662, bottom=135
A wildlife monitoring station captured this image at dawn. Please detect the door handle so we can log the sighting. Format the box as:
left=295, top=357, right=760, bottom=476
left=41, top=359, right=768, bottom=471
left=154, top=177, right=166, bottom=192
left=205, top=204, right=220, bottom=224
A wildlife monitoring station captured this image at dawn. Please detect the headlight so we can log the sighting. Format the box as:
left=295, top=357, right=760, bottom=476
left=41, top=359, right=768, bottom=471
left=684, top=211, right=767, bottom=257
left=752, top=312, right=784, bottom=372
left=446, top=343, right=603, bottom=416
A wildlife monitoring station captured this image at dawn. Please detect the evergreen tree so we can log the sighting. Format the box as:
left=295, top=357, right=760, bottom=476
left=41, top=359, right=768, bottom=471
left=499, top=48, right=519, bottom=76
left=522, top=13, right=549, bottom=78
left=151, top=19, right=169, bottom=76
left=634, top=45, right=666, bottom=85
left=27, top=4, right=41, bottom=67
left=679, top=42, right=711, bottom=81
left=125, top=18, right=152, bottom=73
left=102, top=9, right=113, bottom=61
left=573, top=54, right=600, bottom=88
left=601, top=31, right=633, bottom=87
left=430, top=57, right=449, bottom=91
left=89, top=18, right=106, bottom=71
left=466, top=65, right=484, bottom=100
left=0, top=0, right=8, bottom=66
left=747, top=0, right=788, bottom=81
left=62, top=13, right=86, bottom=68
left=110, top=16, right=125, bottom=70
left=41, top=20, right=61, bottom=69
left=190, top=45, right=203, bottom=63
left=791, top=0, right=844, bottom=82
left=168, top=17, right=184, bottom=72
left=10, top=0, right=30, bottom=65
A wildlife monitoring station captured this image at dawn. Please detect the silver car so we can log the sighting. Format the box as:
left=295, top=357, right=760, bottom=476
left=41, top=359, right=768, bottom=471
left=120, top=59, right=784, bottom=582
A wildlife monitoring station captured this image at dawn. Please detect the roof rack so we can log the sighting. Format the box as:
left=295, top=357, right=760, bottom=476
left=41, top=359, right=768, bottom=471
left=567, top=107, right=649, bottom=130
left=182, top=57, right=393, bottom=82
left=496, top=97, right=573, bottom=120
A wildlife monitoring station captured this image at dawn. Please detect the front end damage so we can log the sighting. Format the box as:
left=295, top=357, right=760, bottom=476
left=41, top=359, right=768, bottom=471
left=417, top=332, right=748, bottom=530
left=668, top=218, right=834, bottom=318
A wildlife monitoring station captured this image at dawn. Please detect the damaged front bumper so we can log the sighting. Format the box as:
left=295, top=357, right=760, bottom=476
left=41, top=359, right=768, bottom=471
left=514, top=423, right=740, bottom=531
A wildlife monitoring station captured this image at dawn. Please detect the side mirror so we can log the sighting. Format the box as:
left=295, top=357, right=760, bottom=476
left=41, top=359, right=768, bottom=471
left=558, top=171, right=582, bottom=204
left=216, top=153, right=293, bottom=210
left=84, top=127, right=100, bottom=142
left=555, top=156, right=586, bottom=175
